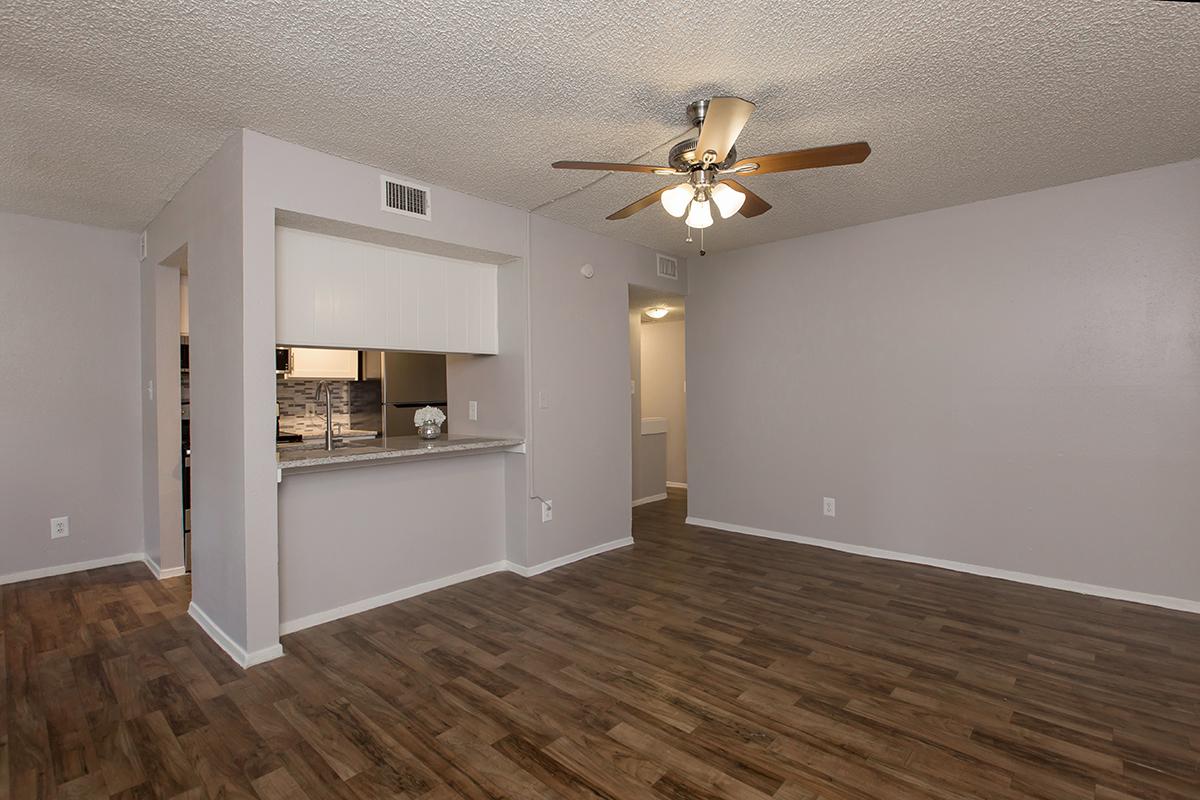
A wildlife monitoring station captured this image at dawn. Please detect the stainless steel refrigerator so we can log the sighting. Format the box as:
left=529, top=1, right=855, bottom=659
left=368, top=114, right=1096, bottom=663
left=377, top=352, right=448, bottom=436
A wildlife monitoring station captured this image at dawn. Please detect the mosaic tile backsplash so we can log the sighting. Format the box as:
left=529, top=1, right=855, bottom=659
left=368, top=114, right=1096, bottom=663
left=276, top=378, right=381, bottom=435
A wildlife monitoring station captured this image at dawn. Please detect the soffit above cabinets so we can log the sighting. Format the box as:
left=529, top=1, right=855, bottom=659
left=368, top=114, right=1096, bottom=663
left=275, top=226, right=499, bottom=355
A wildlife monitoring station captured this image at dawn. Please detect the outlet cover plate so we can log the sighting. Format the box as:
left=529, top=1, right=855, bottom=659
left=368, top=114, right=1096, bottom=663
left=51, top=516, right=69, bottom=539
left=823, top=497, right=836, bottom=517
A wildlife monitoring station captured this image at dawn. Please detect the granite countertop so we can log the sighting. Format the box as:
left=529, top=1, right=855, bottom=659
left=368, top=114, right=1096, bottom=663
left=277, top=433, right=524, bottom=473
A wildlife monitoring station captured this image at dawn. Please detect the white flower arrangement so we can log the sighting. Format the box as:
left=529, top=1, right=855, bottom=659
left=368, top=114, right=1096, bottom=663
left=413, top=406, right=446, bottom=428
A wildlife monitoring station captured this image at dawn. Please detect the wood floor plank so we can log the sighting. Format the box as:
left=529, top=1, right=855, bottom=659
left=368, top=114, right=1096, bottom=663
left=3, top=488, right=1199, bottom=799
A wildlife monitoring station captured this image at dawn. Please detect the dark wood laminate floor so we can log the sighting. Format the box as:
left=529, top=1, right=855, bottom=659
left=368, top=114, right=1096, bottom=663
left=5, top=488, right=1200, bottom=799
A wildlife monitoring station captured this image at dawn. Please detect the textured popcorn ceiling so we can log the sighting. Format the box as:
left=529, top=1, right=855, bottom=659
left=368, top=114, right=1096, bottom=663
left=1, top=1, right=1198, bottom=254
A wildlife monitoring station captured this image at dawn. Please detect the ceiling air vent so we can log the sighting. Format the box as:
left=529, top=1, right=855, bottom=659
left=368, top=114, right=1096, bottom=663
left=381, top=175, right=431, bottom=220
left=656, top=253, right=679, bottom=280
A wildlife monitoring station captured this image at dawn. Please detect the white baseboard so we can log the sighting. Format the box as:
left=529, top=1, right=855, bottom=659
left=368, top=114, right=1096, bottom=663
left=506, top=536, right=635, bottom=578
left=189, top=602, right=284, bottom=668
left=0, top=552, right=144, bottom=586
left=686, top=516, right=1200, bottom=615
left=279, top=561, right=510, bottom=635
left=666, top=482, right=688, bottom=489
left=280, top=536, right=637, bottom=634
left=632, top=493, right=668, bottom=507
left=142, top=555, right=186, bottom=580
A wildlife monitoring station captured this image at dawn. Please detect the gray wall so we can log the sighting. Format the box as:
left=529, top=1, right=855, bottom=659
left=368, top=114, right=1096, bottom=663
left=0, top=213, right=144, bottom=580
left=525, top=215, right=686, bottom=565
left=687, top=159, right=1200, bottom=602
left=641, top=319, right=687, bottom=484
left=634, top=432, right=667, bottom=502
left=278, top=454, right=507, bottom=629
left=143, top=134, right=254, bottom=650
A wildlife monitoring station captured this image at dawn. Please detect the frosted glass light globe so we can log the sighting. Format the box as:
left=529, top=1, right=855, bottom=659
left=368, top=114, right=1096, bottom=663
left=660, top=183, right=694, bottom=218
left=711, top=182, right=746, bottom=218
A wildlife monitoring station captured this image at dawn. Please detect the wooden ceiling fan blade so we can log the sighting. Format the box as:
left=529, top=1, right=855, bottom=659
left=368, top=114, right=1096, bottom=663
left=721, top=178, right=771, bottom=218
left=731, top=142, right=871, bottom=175
left=694, top=97, right=756, bottom=164
left=607, top=187, right=669, bottom=220
left=552, top=160, right=673, bottom=174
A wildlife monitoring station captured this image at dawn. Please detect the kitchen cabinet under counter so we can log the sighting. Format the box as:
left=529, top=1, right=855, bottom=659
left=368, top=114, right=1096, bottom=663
left=276, top=433, right=524, bottom=476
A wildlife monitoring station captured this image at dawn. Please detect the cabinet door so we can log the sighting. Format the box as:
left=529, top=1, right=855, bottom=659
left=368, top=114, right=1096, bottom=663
left=445, top=263, right=471, bottom=353
left=414, top=254, right=448, bottom=352
left=276, top=228, right=318, bottom=344
left=277, top=226, right=499, bottom=355
left=477, top=265, right=499, bottom=355
left=287, top=348, right=358, bottom=380
left=385, top=250, right=421, bottom=348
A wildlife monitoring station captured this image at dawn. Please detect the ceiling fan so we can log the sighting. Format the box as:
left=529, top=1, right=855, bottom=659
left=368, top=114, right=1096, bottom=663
left=552, top=97, right=870, bottom=246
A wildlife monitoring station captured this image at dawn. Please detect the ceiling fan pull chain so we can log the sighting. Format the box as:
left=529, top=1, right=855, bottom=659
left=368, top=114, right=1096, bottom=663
left=700, top=226, right=706, bottom=257
left=685, top=225, right=693, bottom=243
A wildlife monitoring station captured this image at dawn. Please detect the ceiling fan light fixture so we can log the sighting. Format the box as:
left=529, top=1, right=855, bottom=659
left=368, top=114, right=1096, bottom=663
left=644, top=306, right=669, bottom=319
left=660, top=183, right=694, bottom=217
left=685, top=198, right=714, bottom=229
left=711, top=182, right=746, bottom=218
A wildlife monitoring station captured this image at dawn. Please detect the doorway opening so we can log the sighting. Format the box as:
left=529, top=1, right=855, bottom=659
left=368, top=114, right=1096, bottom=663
left=146, top=244, right=189, bottom=585
left=629, top=285, right=686, bottom=509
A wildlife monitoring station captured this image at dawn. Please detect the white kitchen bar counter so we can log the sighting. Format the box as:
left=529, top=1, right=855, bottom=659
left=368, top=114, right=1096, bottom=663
left=277, top=433, right=525, bottom=475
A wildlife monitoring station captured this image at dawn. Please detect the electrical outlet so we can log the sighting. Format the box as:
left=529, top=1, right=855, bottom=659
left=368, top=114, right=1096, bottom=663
left=51, top=516, right=69, bottom=539
left=305, top=402, right=315, bottom=415
left=823, top=497, right=836, bottom=517
left=541, top=499, right=553, bottom=523
left=468, top=400, right=478, bottom=421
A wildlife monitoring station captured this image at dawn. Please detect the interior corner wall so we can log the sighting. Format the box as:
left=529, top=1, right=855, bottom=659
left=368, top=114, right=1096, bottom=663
left=0, top=213, right=144, bottom=581
left=687, top=158, right=1200, bottom=603
left=640, top=319, right=687, bottom=485
left=525, top=214, right=686, bottom=566
left=143, top=133, right=253, bottom=651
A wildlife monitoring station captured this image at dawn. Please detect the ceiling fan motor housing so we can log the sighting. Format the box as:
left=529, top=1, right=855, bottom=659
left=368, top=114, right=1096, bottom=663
left=669, top=139, right=738, bottom=172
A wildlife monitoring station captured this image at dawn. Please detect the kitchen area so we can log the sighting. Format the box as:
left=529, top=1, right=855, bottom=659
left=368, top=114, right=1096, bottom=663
left=274, top=346, right=522, bottom=468
left=272, top=221, right=527, bottom=634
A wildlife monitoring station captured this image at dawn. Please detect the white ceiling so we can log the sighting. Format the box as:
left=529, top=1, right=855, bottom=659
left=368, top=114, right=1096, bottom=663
left=2, top=1, right=1198, bottom=255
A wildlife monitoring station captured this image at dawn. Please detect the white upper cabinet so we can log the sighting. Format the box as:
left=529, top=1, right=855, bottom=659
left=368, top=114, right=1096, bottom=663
left=287, top=348, right=358, bottom=380
left=275, top=227, right=499, bottom=355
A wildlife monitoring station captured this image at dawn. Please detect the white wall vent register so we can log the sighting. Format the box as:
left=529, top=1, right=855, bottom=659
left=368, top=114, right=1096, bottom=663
left=656, top=253, right=679, bottom=280
left=381, top=175, right=431, bottom=220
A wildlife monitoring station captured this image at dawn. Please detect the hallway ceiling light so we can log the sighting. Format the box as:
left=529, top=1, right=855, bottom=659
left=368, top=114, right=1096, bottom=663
left=645, top=307, right=669, bottom=319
